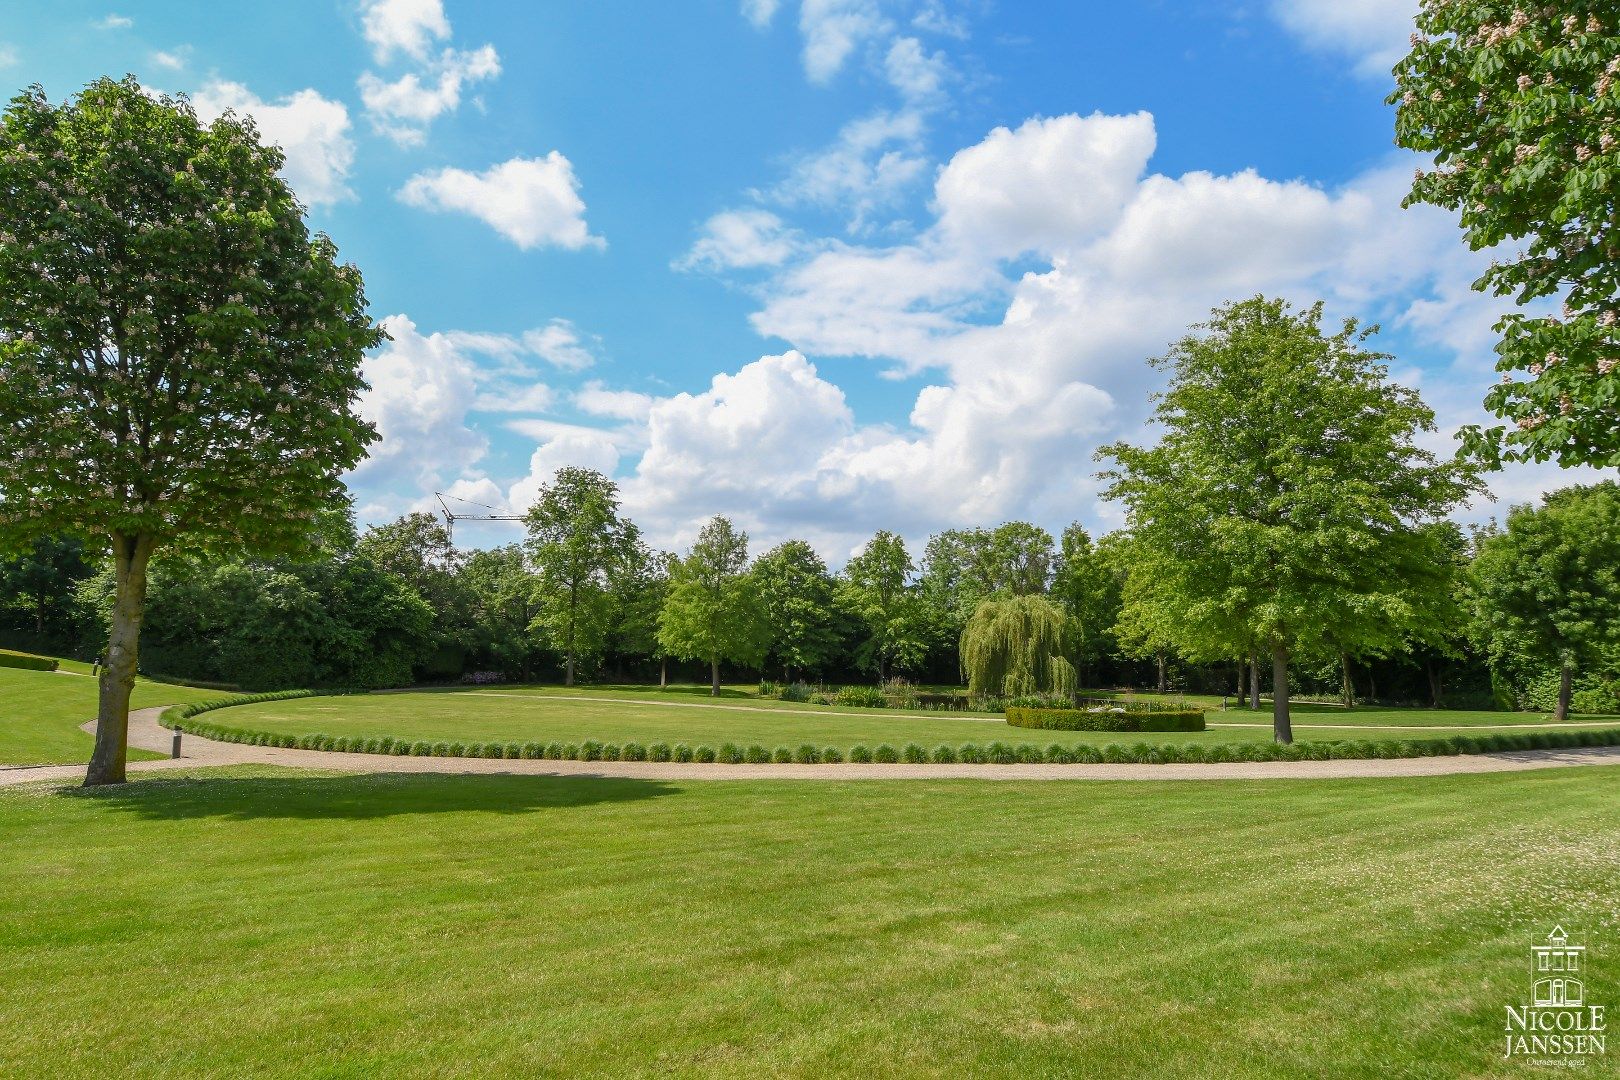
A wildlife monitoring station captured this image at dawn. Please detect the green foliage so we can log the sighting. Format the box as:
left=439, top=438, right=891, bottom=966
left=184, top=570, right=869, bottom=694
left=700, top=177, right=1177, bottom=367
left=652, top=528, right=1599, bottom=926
left=832, top=684, right=886, bottom=708
left=1005, top=706, right=1206, bottom=732
left=752, top=540, right=843, bottom=679
left=1470, top=483, right=1620, bottom=717
left=1392, top=4, right=1620, bottom=467
left=0, top=648, right=57, bottom=671
left=1050, top=525, right=1122, bottom=685
left=126, top=554, right=432, bottom=690
left=657, top=516, right=768, bottom=689
left=1097, top=296, right=1476, bottom=740
left=0, top=77, right=382, bottom=556
left=961, top=594, right=1075, bottom=698
left=840, top=530, right=928, bottom=680
left=525, top=468, right=639, bottom=683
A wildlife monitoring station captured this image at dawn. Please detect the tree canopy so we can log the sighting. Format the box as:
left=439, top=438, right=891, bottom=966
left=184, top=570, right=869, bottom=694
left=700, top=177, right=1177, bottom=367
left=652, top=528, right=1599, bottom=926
left=1392, top=2, right=1620, bottom=467
left=840, top=529, right=926, bottom=681
left=1097, top=296, right=1476, bottom=741
left=658, top=516, right=767, bottom=695
left=524, top=468, right=638, bottom=685
left=960, top=594, right=1073, bottom=699
left=0, top=77, right=382, bottom=783
left=752, top=540, right=843, bottom=682
left=1470, top=482, right=1620, bottom=720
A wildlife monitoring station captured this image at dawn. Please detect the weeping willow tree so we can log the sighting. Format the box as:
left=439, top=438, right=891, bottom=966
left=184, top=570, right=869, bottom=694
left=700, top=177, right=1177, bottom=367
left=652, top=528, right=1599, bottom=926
left=961, top=595, right=1075, bottom=698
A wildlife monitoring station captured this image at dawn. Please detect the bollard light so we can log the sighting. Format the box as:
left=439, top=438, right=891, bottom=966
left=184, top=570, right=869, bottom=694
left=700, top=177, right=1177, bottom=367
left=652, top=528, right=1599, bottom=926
left=171, top=727, right=182, bottom=759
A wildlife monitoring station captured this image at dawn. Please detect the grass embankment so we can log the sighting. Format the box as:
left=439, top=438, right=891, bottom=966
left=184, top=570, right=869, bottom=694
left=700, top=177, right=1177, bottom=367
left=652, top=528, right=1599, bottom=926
left=2, top=765, right=1617, bottom=1077
left=0, top=666, right=222, bottom=767
left=219, top=685, right=1620, bottom=752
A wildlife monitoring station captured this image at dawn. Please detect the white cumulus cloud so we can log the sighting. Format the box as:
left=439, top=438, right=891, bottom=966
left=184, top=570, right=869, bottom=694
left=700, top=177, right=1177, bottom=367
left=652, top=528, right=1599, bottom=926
left=677, top=209, right=800, bottom=271
left=1270, top=0, right=1417, bottom=79
left=190, top=80, right=356, bottom=207
left=359, top=44, right=500, bottom=145
left=398, top=153, right=605, bottom=251
left=361, top=0, right=451, bottom=63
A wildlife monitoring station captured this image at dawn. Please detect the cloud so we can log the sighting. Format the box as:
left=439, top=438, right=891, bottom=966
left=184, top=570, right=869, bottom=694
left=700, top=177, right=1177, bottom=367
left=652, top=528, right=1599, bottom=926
left=884, top=36, right=948, bottom=102
left=1270, top=0, right=1416, bottom=79
left=769, top=108, right=931, bottom=229
left=189, top=81, right=356, bottom=207
left=0, top=45, right=15, bottom=69
left=150, top=48, right=189, bottom=71
left=358, top=44, right=500, bottom=145
left=360, top=0, right=451, bottom=63
left=741, top=0, right=781, bottom=29
left=623, top=110, right=1560, bottom=555
left=800, top=0, right=891, bottom=83
left=354, top=314, right=490, bottom=491
left=676, top=209, right=800, bottom=271
left=94, top=14, right=133, bottom=30
left=576, top=383, right=656, bottom=422
left=398, top=153, right=604, bottom=251
left=522, top=319, right=600, bottom=370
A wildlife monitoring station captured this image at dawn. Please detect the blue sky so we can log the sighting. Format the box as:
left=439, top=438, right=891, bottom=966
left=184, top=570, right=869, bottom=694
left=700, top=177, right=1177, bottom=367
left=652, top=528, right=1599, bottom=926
left=4, top=1, right=1603, bottom=557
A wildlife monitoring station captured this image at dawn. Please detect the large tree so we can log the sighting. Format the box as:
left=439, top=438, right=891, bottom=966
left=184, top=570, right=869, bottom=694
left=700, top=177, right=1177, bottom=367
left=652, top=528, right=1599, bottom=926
left=1050, top=525, right=1122, bottom=692
left=1470, top=482, right=1620, bottom=721
left=461, top=544, right=542, bottom=681
left=752, top=540, right=842, bottom=683
left=0, top=535, right=93, bottom=642
left=840, top=530, right=927, bottom=682
left=658, top=516, right=767, bottom=695
left=0, top=78, right=381, bottom=784
left=523, top=468, right=637, bottom=686
left=1392, top=2, right=1620, bottom=467
left=1097, top=297, right=1475, bottom=742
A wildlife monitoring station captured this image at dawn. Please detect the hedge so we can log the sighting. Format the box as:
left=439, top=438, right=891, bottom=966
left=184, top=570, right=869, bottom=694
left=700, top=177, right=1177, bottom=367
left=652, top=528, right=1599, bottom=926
left=157, top=695, right=1620, bottom=767
left=0, top=649, right=59, bottom=672
left=1006, top=705, right=1206, bottom=732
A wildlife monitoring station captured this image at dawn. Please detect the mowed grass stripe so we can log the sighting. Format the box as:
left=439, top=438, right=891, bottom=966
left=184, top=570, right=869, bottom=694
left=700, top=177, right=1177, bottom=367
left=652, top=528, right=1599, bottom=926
left=1, top=765, right=1616, bottom=1076
left=221, top=687, right=1620, bottom=750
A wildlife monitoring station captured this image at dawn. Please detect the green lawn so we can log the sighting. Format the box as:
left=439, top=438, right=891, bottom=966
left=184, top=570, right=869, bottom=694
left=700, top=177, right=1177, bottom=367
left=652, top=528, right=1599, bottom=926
left=215, top=684, right=1620, bottom=752
left=3, top=764, right=1617, bottom=1077
left=0, top=666, right=223, bottom=766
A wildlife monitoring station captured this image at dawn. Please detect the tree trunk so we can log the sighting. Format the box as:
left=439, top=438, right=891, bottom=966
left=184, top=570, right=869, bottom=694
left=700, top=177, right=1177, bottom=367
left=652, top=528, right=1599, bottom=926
left=1271, top=642, right=1292, bottom=744
left=1366, top=669, right=1377, bottom=704
left=660, top=656, right=667, bottom=688
left=710, top=656, right=720, bottom=697
left=1248, top=656, right=1261, bottom=710
left=1426, top=659, right=1442, bottom=709
left=1555, top=661, right=1573, bottom=722
left=35, top=592, right=45, bottom=635
left=1340, top=652, right=1354, bottom=709
left=86, top=533, right=155, bottom=787
left=1155, top=650, right=1167, bottom=693
left=565, top=652, right=575, bottom=687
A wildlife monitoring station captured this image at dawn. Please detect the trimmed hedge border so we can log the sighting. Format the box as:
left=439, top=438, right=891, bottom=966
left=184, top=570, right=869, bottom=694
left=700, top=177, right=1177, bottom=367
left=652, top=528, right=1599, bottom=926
left=157, top=695, right=1620, bottom=766
left=0, top=649, right=59, bottom=672
left=1006, top=706, right=1206, bottom=733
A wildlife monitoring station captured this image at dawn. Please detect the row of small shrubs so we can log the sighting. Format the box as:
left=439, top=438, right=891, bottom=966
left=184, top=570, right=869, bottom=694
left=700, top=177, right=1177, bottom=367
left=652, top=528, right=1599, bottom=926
left=166, top=689, right=326, bottom=723
left=0, top=648, right=59, bottom=672
left=1006, top=706, right=1207, bottom=733
left=160, top=712, right=1620, bottom=766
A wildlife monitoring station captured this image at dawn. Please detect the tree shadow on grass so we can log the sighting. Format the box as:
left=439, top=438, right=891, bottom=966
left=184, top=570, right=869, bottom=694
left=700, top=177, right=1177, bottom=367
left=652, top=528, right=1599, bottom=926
left=55, top=770, right=679, bottom=821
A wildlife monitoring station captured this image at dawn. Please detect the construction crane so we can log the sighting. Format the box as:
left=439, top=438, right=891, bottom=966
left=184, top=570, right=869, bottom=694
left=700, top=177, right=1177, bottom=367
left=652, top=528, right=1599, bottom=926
left=435, top=492, right=523, bottom=543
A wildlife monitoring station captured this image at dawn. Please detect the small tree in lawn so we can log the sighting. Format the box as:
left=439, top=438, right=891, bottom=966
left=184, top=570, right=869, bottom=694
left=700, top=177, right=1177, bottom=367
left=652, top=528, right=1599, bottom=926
left=0, top=79, right=382, bottom=784
left=840, top=529, right=926, bottom=683
left=658, top=516, right=767, bottom=695
left=1097, top=296, right=1476, bottom=743
left=524, top=467, right=638, bottom=686
left=1470, top=483, right=1620, bottom=721
left=1392, top=3, right=1620, bottom=468
left=752, top=539, right=842, bottom=683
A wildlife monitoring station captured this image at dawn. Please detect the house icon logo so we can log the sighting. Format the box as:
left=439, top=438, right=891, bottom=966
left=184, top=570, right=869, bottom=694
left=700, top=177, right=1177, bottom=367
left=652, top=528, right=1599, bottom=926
left=1532, top=926, right=1585, bottom=1008
left=1504, top=926, right=1607, bottom=1063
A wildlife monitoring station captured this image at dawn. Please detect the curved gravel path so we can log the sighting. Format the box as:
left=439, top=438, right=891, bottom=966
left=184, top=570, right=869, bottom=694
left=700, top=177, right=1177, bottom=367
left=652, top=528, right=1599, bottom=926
left=1, top=706, right=1618, bottom=786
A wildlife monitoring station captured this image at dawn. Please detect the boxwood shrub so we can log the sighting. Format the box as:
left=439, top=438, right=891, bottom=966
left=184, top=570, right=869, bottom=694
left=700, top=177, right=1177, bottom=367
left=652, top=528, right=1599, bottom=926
left=1005, top=705, right=1206, bottom=732
left=0, top=649, right=59, bottom=672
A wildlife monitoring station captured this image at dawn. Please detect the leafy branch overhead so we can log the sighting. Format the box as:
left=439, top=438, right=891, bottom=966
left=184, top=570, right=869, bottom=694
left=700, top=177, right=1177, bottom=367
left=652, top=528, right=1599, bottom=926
left=1393, top=3, right=1619, bottom=467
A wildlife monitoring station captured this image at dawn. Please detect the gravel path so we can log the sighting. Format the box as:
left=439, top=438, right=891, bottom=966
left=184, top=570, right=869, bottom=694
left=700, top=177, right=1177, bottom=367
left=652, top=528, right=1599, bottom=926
left=1, top=706, right=1618, bottom=786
